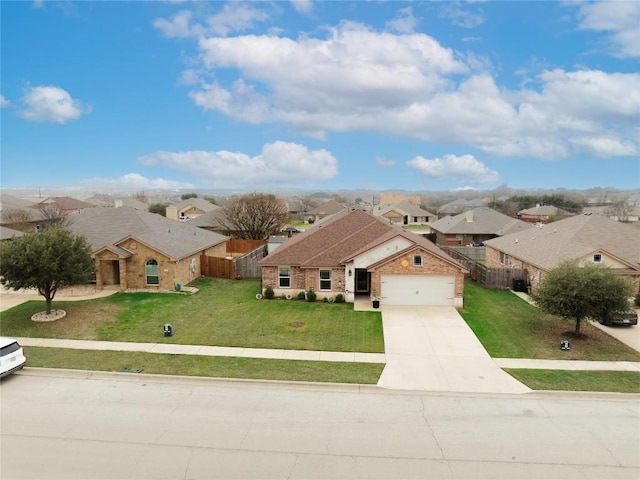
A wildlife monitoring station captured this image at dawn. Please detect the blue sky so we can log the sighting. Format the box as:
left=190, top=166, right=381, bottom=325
left=1, top=0, right=639, bottom=193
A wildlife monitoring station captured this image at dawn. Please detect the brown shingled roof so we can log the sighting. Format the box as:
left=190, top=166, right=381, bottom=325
left=259, top=209, right=464, bottom=270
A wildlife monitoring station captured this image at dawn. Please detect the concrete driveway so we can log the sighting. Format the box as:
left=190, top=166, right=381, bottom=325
left=377, top=306, right=530, bottom=394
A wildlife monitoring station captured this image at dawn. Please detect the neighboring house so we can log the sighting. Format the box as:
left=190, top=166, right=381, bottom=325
left=436, top=198, right=487, bottom=218
left=517, top=204, right=573, bottom=223
left=189, top=207, right=240, bottom=237
left=166, top=198, right=218, bottom=221
left=37, top=196, right=95, bottom=216
left=0, top=226, right=25, bottom=240
left=376, top=201, right=435, bottom=225
left=0, top=194, right=48, bottom=232
left=259, top=209, right=468, bottom=307
left=429, top=207, right=533, bottom=246
left=583, top=205, right=640, bottom=223
left=68, top=207, right=228, bottom=291
left=286, top=200, right=307, bottom=221
left=483, top=213, right=640, bottom=292
left=305, top=200, right=347, bottom=224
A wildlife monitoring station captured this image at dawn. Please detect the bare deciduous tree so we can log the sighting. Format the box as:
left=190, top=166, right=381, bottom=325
left=38, top=205, right=71, bottom=227
left=221, top=193, right=289, bottom=240
left=606, top=200, right=632, bottom=223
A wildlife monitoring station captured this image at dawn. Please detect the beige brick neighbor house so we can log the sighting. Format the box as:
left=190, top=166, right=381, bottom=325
left=69, top=207, right=228, bottom=291
left=483, top=213, right=640, bottom=293
left=259, top=209, right=468, bottom=307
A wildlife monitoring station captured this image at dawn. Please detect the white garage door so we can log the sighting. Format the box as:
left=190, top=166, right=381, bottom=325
left=381, top=275, right=455, bottom=306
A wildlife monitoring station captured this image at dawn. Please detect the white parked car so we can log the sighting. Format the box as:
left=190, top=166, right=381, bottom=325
left=0, top=337, right=26, bottom=378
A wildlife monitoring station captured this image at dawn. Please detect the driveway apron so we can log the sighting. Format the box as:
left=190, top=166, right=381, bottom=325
left=377, top=306, right=530, bottom=394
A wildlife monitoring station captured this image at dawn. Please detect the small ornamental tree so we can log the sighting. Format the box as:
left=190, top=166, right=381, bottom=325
left=0, top=227, right=96, bottom=315
left=530, top=260, right=634, bottom=335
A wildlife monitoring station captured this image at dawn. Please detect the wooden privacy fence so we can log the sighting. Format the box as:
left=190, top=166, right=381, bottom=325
left=226, top=238, right=264, bottom=254
left=201, top=255, right=235, bottom=279
left=442, top=246, right=526, bottom=290
left=201, top=243, right=268, bottom=279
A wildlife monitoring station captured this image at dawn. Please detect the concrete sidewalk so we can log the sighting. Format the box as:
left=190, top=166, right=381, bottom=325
left=17, top=337, right=640, bottom=372
left=16, top=337, right=386, bottom=364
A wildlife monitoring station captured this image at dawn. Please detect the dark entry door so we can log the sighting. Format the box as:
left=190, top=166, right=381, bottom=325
left=355, top=269, right=370, bottom=294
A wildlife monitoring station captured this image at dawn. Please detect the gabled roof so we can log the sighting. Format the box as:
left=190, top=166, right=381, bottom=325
left=0, top=226, right=25, bottom=240
left=259, top=209, right=465, bottom=271
left=38, top=196, right=95, bottom=210
left=68, top=207, right=228, bottom=261
left=306, top=200, right=347, bottom=216
left=437, top=198, right=486, bottom=214
left=0, top=194, right=37, bottom=211
left=429, top=207, right=533, bottom=236
left=188, top=206, right=225, bottom=228
left=0, top=194, right=47, bottom=223
left=379, top=201, right=434, bottom=219
left=172, top=197, right=218, bottom=213
left=484, top=213, right=640, bottom=272
left=518, top=205, right=572, bottom=216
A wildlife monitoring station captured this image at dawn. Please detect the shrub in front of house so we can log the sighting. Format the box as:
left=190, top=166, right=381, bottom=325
left=264, top=285, right=275, bottom=299
left=297, top=291, right=306, bottom=300
left=335, top=293, right=345, bottom=303
left=306, top=288, right=317, bottom=302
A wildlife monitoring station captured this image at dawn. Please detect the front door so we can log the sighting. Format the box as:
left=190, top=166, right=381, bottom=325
left=355, top=269, right=370, bottom=294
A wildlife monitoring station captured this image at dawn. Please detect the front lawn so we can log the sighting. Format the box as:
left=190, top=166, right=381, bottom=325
left=0, top=278, right=384, bottom=353
left=24, top=347, right=385, bottom=384
left=460, top=280, right=640, bottom=362
left=505, top=369, right=640, bottom=394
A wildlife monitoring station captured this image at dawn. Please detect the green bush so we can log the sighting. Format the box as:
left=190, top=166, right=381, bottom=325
left=306, top=288, right=317, bottom=302
left=297, top=291, right=307, bottom=300
left=264, top=285, right=275, bottom=300
left=335, top=293, right=345, bottom=303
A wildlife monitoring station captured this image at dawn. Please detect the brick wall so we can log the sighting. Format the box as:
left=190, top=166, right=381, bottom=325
left=369, top=247, right=465, bottom=300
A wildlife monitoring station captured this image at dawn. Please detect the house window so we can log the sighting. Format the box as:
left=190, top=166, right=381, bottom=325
left=456, top=234, right=464, bottom=245
left=278, top=267, right=291, bottom=288
left=319, top=269, right=332, bottom=290
left=500, top=252, right=506, bottom=264
left=413, top=216, right=419, bottom=223
left=413, top=255, right=423, bottom=267
left=593, top=254, right=602, bottom=263
left=146, top=259, right=159, bottom=285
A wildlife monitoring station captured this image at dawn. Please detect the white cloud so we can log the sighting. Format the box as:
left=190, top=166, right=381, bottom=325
left=569, top=136, right=638, bottom=158
left=79, top=173, right=194, bottom=191
left=0, top=95, right=10, bottom=108
left=439, top=2, right=485, bottom=29
left=376, top=157, right=396, bottom=167
left=191, top=21, right=466, bottom=126
left=407, top=154, right=499, bottom=184
left=386, top=7, right=418, bottom=34
left=18, top=85, right=89, bottom=123
left=291, top=0, right=313, bottom=15
left=137, top=141, right=338, bottom=187
left=575, top=0, right=640, bottom=58
left=154, top=3, right=268, bottom=38
left=153, top=10, right=202, bottom=38
left=158, top=16, right=638, bottom=161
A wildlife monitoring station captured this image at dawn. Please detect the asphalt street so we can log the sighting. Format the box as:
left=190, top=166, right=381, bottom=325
left=1, top=370, right=638, bottom=480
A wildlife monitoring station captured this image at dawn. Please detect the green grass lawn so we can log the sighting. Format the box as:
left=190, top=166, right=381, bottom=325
left=460, top=280, right=640, bottom=362
left=505, top=369, right=640, bottom=394
left=24, top=346, right=384, bottom=384
left=0, top=278, right=384, bottom=353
